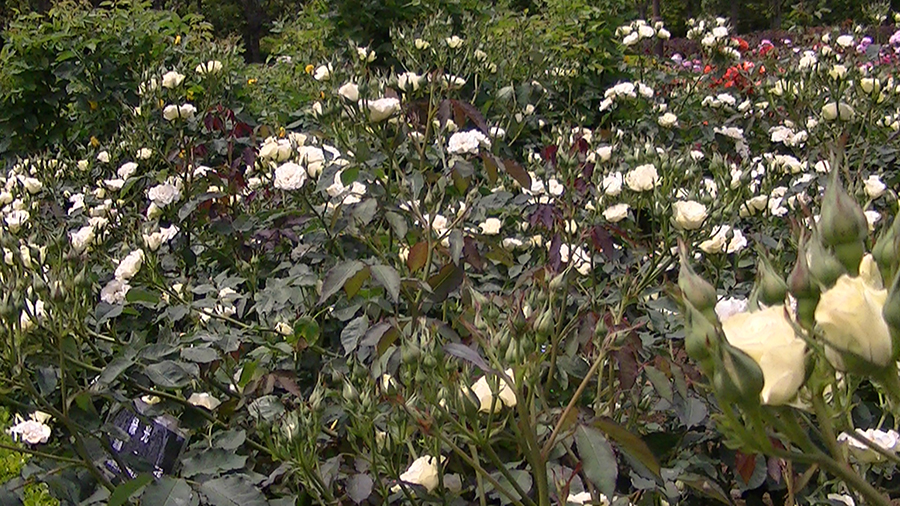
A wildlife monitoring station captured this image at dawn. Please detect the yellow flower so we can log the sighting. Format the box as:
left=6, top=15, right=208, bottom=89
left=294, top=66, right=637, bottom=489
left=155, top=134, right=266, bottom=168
left=320, top=91, right=325, bottom=99
left=278, top=127, right=286, bottom=138
left=186, top=90, right=194, bottom=100
left=88, top=100, right=98, bottom=111
left=305, top=64, right=314, bottom=74
left=158, top=98, right=165, bottom=108
left=174, top=35, right=181, bottom=45
left=89, top=136, right=100, bottom=147
left=247, top=78, right=258, bottom=85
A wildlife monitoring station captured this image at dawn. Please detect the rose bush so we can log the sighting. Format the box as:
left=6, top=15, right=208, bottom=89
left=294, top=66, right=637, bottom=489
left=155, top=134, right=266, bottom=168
left=7, top=3, right=900, bottom=506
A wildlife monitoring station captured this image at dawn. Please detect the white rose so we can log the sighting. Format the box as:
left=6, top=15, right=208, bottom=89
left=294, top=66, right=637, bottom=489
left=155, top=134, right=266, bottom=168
left=603, top=203, right=629, bottom=223
left=625, top=164, right=660, bottom=192
left=396, top=456, right=442, bottom=492
left=163, top=105, right=180, bottom=121
left=822, top=102, right=854, bottom=121
left=70, top=225, right=95, bottom=253
left=397, top=71, right=424, bottom=92
left=115, top=249, right=145, bottom=280
left=715, top=297, right=749, bottom=322
left=658, top=112, right=678, bottom=127
left=187, top=392, right=222, bottom=410
left=97, top=151, right=110, bottom=163
left=865, top=175, right=886, bottom=199
left=313, top=64, right=332, bottom=81
left=7, top=419, right=51, bottom=444
left=259, top=138, right=293, bottom=162
left=838, top=428, right=900, bottom=463
left=77, top=159, right=90, bottom=171
left=363, top=97, right=400, bottom=122
left=445, top=35, right=464, bottom=48
left=447, top=130, right=491, bottom=155
left=414, top=39, right=431, bottom=50
left=274, top=162, right=307, bottom=190
left=722, top=306, right=807, bottom=405
left=195, top=60, right=223, bottom=75
left=143, top=232, right=164, bottom=251
left=816, top=274, right=892, bottom=369
left=595, top=146, right=613, bottom=162
left=161, top=70, right=186, bottom=88
left=100, top=279, right=130, bottom=304
left=829, top=64, right=848, bottom=79
left=600, top=172, right=623, bottom=196
left=136, top=148, right=152, bottom=160
left=338, top=82, right=359, bottom=102
left=478, top=218, right=502, bottom=235
left=147, top=183, right=182, bottom=207
left=356, top=46, right=375, bottom=62
left=861, top=78, right=881, bottom=94
left=672, top=200, right=708, bottom=230
left=471, top=368, right=516, bottom=413
left=836, top=34, right=854, bottom=47
left=117, top=162, right=138, bottom=179
left=5, top=210, right=29, bottom=233
left=179, top=104, right=197, bottom=119
left=298, top=146, right=325, bottom=178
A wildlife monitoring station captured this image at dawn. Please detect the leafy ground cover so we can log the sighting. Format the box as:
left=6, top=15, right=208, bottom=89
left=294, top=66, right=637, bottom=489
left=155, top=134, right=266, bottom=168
left=4, top=1, right=900, bottom=505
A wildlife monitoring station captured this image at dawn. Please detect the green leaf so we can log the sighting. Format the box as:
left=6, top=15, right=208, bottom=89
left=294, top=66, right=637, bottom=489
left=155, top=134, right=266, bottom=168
left=427, top=263, right=464, bottom=302
left=346, top=473, right=373, bottom=504
left=291, top=317, right=320, bottom=346
left=140, top=477, right=196, bottom=506
left=180, top=346, right=219, bottom=363
left=490, top=469, right=532, bottom=506
left=343, top=266, right=370, bottom=299
left=181, top=450, right=248, bottom=478
left=125, top=288, right=159, bottom=305
left=594, top=418, right=660, bottom=478
left=200, top=476, right=269, bottom=506
left=351, top=198, right=377, bottom=227
left=341, top=315, right=369, bottom=355
left=317, top=260, right=365, bottom=305
left=98, top=356, right=134, bottom=386
left=108, top=474, right=152, bottom=506
left=143, top=360, right=197, bottom=388
left=644, top=365, right=672, bottom=402
left=370, top=264, right=400, bottom=302
left=574, top=425, right=617, bottom=498
left=385, top=211, right=407, bottom=239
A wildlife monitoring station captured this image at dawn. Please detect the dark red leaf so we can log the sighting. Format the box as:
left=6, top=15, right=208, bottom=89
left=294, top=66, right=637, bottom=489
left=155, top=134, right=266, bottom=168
left=449, top=99, right=489, bottom=134
left=502, top=159, right=532, bottom=190
left=735, top=451, right=757, bottom=484
left=463, top=237, right=484, bottom=271
left=541, top=145, right=558, bottom=167
left=548, top=234, right=562, bottom=271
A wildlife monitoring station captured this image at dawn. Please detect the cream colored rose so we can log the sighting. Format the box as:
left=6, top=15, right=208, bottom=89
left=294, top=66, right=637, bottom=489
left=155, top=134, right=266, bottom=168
left=815, top=274, right=893, bottom=369
left=822, top=102, right=854, bottom=121
left=161, top=70, right=185, bottom=88
left=396, top=456, right=442, bottom=492
left=187, top=392, right=221, bottom=410
left=478, top=218, right=502, bottom=235
left=672, top=200, right=707, bottom=230
left=625, top=164, right=659, bottom=192
left=721, top=306, right=806, bottom=405
left=363, top=97, right=400, bottom=122
left=603, top=203, right=629, bottom=223
left=338, top=82, right=359, bottom=102
left=471, top=368, right=516, bottom=413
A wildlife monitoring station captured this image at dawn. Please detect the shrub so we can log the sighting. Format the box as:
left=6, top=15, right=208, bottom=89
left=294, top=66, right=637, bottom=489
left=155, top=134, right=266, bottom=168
left=0, top=0, right=211, bottom=157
